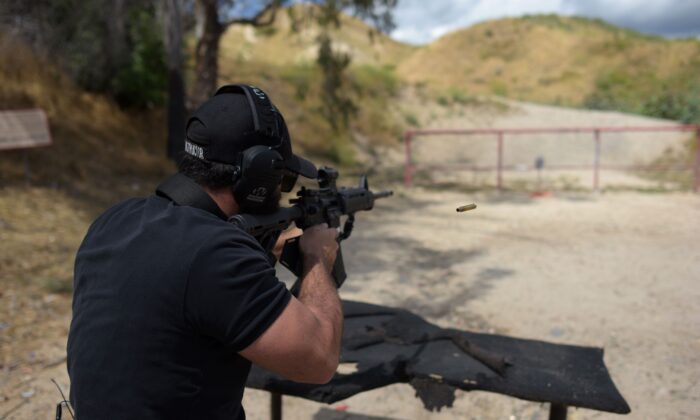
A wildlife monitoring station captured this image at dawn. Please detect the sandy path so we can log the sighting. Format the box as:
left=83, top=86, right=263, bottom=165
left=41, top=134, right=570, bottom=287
left=2, top=190, right=699, bottom=419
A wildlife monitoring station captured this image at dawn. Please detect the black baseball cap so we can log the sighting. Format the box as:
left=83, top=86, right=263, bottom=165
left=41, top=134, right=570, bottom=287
left=184, top=84, right=317, bottom=179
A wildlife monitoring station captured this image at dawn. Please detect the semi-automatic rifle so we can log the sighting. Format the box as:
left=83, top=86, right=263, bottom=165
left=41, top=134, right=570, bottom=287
left=229, top=167, right=392, bottom=294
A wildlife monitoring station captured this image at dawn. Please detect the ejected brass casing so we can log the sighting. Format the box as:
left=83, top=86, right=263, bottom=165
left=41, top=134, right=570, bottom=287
left=456, top=204, right=477, bottom=212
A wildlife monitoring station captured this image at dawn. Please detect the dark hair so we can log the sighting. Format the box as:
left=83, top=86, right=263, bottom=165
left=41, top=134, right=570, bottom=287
left=177, top=153, right=235, bottom=189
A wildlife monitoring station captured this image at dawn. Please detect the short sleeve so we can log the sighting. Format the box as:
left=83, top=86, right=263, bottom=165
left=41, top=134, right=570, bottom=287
left=184, top=229, right=291, bottom=351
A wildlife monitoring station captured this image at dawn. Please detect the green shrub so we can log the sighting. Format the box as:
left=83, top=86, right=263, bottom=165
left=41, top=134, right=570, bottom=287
left=449, top=88, right=478, bottom=105
left=584, top=70, right=700, bottom=124
left=281, top=64, right=315, bottom=100
left=641, top=85, right=700, bottom=124
left=329, top=134, right=356, bottom=166
left=404, top=113, right=420, bottom=127
left=112, top=7, right=167, bottom=108
left=351, top=65, right=399, bottom=96
left=489, top=80, right=508, bottom=96
left=255, top=26, right=278, bottom=37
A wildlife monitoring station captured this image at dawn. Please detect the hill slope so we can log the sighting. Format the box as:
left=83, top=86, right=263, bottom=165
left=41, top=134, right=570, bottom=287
left=215, top=5, right=414, bottom=163
left=219, top=11, right=700, bottom=126
left=220, top=4, right=415, bottom=68
left=396, top=15, right=700, bottom=111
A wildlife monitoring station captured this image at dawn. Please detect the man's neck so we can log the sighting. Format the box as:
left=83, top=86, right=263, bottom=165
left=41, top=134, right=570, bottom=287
left=203, top=187, right=239, bottom=218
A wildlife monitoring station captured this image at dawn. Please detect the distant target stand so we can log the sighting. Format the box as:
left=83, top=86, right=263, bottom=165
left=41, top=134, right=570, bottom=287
left=403, top=125, right=700, bottom=193
left=0, top=109, right=53, bottom=181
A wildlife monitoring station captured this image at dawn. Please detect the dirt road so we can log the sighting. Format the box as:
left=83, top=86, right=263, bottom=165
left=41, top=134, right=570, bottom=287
left=245, top=189, right=700, bottom=419
left=1, top=189, right=699, bottom=419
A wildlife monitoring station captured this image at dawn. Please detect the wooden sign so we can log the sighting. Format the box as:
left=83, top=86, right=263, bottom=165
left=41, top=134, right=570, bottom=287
left=0, top=109, right=52, bottom=151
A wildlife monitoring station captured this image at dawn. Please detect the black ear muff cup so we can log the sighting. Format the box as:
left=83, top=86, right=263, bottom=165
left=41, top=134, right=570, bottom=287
left=233, top=146, right=284, bottom=211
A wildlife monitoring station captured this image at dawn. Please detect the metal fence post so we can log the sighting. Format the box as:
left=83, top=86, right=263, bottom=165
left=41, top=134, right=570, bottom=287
left=497, top=132, right=504, bottom=191
left=593, top=130, right=601, bottom=192
left=695, top=128, right=700, bottom=193
left=404, top=132, right=413, bottom=188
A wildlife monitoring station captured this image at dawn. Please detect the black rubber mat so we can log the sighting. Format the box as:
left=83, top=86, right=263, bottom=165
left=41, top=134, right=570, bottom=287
left=247, top=300, right=630, bottom=414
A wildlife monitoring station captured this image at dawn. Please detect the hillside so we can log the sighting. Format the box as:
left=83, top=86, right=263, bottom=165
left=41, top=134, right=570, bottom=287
left=218, top=11, right=700, bottom=135
left=220, top=5, right=415, bottom=68
left=216, top=5, right=415, bottom=164
left=0, top=33, right=172, bottom=206
left=396, top=15, right=700, bottom=112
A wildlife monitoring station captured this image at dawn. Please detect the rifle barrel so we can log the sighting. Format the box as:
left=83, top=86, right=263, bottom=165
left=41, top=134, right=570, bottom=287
left=373, top=190, right=393, bottom=199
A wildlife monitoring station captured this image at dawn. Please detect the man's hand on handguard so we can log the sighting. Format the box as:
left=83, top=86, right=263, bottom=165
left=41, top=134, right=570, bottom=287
left=299, top=223, right=339, bottom=272
left=239, top=223, right=343, bottom=384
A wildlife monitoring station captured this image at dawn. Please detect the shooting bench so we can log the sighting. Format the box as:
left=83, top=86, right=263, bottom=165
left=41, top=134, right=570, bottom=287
left=247, top=300, right=630, bottom=420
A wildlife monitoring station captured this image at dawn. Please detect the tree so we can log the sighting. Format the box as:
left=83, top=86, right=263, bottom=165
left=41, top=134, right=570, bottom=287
left=1, top=0, right=167, bottom=108
left=296, top=0, right=396, bottom=140
left=189, top=0, right=396, bottom=108
left=182, top=0, right=396, bottom=163
left=163, top=0, right=187, bottom=160
left=190, top=0, right=283, bottom=108
left=3, top=0, right=397, bottom=160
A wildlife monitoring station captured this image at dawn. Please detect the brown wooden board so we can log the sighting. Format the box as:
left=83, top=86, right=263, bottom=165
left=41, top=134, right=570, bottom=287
left=0, top=109, right=52, bottom=151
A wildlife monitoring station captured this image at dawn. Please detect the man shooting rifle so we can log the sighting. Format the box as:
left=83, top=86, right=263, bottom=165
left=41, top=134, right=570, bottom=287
left=67, top=85, right=387, bottom=419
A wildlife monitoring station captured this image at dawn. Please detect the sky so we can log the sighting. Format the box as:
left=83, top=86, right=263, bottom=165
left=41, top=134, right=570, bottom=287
left=390, top=0, right=700, bottom=44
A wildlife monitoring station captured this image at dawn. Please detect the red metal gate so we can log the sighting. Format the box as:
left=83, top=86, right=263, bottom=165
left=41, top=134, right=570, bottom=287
left=403, top=125, right=700, bottom=192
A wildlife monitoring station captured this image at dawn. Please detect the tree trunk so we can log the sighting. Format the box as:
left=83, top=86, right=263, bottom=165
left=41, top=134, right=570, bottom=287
left=106, top=0, right=127, bottom=84
left=191, top=0, right=222, bottom=109
left=166, top=69, right=186, bottom=161
left=163, top=0, right=186, bottom=161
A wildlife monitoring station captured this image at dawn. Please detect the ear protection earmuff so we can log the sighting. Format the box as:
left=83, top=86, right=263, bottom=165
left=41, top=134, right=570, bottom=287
left=231, top=145, right=284, bottom=211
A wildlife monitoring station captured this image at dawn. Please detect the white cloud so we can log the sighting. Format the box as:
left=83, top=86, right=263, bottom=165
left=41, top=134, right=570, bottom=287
left=390, top=0, right=700, bottom=44
left=390, top=0, right=480, bottom=44
left=564, top=0, right=700, bottom=37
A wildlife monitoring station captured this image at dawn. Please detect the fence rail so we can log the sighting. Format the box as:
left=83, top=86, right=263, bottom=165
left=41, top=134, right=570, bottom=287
left=403, top=125, right=700, bottom=192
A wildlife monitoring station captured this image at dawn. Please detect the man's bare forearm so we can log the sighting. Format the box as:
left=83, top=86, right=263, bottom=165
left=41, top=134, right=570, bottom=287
left=298, top=260, right=343, bottom=366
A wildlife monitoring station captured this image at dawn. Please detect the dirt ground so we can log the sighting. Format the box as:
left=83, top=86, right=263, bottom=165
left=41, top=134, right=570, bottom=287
left=1, top=186, right=698, bottom=419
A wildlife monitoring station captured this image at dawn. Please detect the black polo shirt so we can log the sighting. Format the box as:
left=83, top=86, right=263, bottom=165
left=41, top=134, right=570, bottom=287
left=67, top=194, right=291, bottom=420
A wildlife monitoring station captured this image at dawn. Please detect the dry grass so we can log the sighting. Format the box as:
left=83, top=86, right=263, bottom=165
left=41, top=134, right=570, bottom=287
left=0, top=187, right=89, bottom=290
left=0, top=33, right=173, bottom=207
left=218, top=54, right=403, bottom=166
